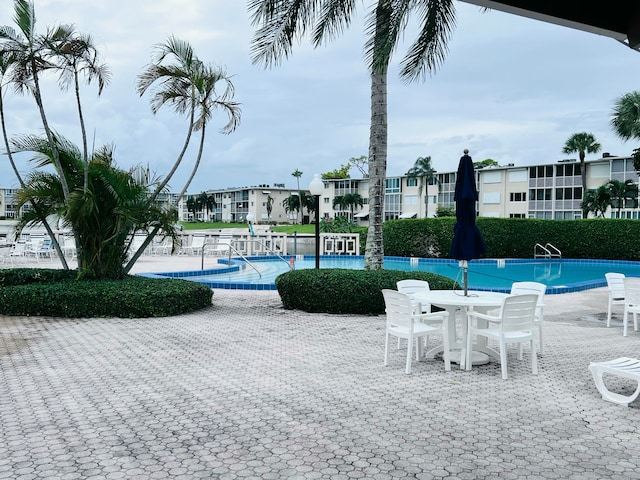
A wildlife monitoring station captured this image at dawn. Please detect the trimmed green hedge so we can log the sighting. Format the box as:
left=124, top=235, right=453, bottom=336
left=275, top=268, right=458, bottom=314
left=0, top=269, right=213, bottom=318
left=383, top=217, right=640, bottom=260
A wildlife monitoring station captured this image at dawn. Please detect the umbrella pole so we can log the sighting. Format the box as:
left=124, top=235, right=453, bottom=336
left=460, top=260, right=469, bottom=296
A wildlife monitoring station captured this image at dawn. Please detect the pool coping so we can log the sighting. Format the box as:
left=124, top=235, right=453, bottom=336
left=136, top=256, right=640, bottom=293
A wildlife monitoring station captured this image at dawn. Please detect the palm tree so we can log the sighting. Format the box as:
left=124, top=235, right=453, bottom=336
left=611, top=91, right=640, bottom=142
left=266, top=195, right=274, bottom=221
left=333, top=193, right=363, bottom=220
left=291, top=168, right=303, bottom=224
left=282, top=194, right=301, bottom=223
left=49, top=30, right=111, bottom=192
left=562, top=132, right=601, bottom=218
left=611, top=91, right=640, bottom=172
left=0, top=39, right=69, bottom=267
left=607, top=179, right=638, bottom=216
left=249, top=0, right=456, bottom=269
left=137, top=36, right=241, bottom=205
left=12, top=133, right=178, bottom=279
left=0, top=0, right=75, bottom=201
left=332, top=195, right=349, bottom=217
left=406, top=155, right=437, bottom=217
left=581, top=185, right=610, bottom=218
left=134, top=36, right=240, bottom=269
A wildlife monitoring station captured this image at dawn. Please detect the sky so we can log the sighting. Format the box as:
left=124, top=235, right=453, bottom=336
left=2, top=1, right=640, bottom=194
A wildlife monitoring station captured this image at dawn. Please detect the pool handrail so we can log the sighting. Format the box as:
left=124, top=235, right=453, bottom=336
left=201, top=242, right=262, bottom=278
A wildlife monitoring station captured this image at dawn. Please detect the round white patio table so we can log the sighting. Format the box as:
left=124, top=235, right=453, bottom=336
left=413, top=289, right=509, bottom=370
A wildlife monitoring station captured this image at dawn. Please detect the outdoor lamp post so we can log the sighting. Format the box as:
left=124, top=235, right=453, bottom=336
left=309, top=174, right=324, bottom=269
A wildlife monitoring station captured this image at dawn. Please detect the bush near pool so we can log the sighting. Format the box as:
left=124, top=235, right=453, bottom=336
left=275, top=268, right=458, bottom=315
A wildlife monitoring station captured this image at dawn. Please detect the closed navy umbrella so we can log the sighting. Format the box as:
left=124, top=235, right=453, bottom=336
left=450, top=149, right=487, bottom=295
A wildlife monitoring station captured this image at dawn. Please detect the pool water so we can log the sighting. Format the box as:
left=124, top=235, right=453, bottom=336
left=143, top=255, right=640, bottom=293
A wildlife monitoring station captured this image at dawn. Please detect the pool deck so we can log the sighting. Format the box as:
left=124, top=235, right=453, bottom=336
left=1, top=255, right=640, bottom=479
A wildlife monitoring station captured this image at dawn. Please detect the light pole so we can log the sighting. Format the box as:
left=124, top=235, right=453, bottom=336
left=309, top=173, right=324, bottom=269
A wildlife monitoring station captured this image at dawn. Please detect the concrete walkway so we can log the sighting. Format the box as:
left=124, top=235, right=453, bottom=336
left=1, top=258, right=639, bottom=479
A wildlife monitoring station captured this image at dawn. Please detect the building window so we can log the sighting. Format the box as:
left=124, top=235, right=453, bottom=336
left=385, top=178, right=400, bottom=193
left=509, top=192, right=526, bottom=202
left=407, top=177, right=418, bottom=187
left=509, top=213, right=526, bottom=218
left=404, top=195, right=418, bottom=206
left=530, top=165, right=554, bottom=178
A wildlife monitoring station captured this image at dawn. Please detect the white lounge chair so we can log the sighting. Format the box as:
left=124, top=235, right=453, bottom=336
left=183, top=234, right=206, bottom=256
left=589, top=357, right=640, bottom=406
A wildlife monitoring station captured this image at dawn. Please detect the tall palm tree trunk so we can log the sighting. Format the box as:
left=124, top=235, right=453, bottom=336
left=365, top=71, right=387, bottom=270
left=1, top=89, right=69, bottom=268
left=73, top=72, right=90, bottom=193
left=30, top=61, right=70, bottom=202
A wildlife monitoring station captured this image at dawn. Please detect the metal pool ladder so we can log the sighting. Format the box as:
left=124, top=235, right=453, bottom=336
left=534, top=243, right=562, bottom=259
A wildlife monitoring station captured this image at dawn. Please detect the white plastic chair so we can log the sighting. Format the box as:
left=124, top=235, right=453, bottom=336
left=510, top=281, right=546, bottom=355
left=396, top=279, right=431, bottom=314
left=382, top=289, right=450, bottom=374
left=396, top=279, right=432, bottom=349
left=605, top=273, right=625, bottom=328
left=622, top=277, right=640, bottom=337
left=466, top=294, right=539, bottom=380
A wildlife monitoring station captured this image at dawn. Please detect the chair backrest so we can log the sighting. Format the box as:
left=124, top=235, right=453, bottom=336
left=396, top=279, right=430, bottom=295
left=500, top=294, right=539, bottom=333
left=382, top=289, right=415, bottom=330
left=11, top=242, right=26, bottom=254
left=510, top=281, right=546, bottom=308
left=623, top=277, right=640, bottom=305
left=191, top=235, right=206, bottom=247
left=606, top=273, right=626, bottom=299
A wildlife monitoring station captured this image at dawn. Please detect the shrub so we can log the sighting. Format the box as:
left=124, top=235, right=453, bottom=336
left=383, top=217, right=640, bottom=261
left=275, top=268, right=458, bottom=314
left=0, top=269, right=212, bottom=318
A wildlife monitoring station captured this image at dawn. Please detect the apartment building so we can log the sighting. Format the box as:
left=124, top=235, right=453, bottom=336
left=2, top=154, right=638, bottom=223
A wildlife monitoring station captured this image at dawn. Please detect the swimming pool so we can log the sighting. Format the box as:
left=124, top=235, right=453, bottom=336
left=141, top=255, right=640, bottom=294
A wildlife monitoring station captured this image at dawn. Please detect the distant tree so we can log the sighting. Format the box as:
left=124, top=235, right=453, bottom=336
left=349, top=155, right=368, bottom=177
left=435, top=206, right=455, bottom=217
left=582, top=186, right=610, bottom=218
left=607, top=179, right=638, bottom=216
left=473, top=159, right=498, bottom=168
left=332, top=193, right=364, bottom=221
left=301, top=192, right=315, bottom=223
left=321, top=164, right=350, bottom=180
left=266, top=195, right=274, bottom=220
left=406, top=156, right=437, bottom=218
left=186, top=196, right=196, bottom=220
left=291, top=169, right=303, bottom=224
left=282, top=194, right=301, bottom=223
left=562, top=132, right=601, bottom=218
left=206, top=194, right=216, bottom=220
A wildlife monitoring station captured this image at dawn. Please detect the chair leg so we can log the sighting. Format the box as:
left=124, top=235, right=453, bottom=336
left=384, top=334, right=391, bottom=367
left=405, top=336, right=414, bottom=375
left=537, top=323, right=544, bottom=356
left=530, top=339, right=538, bottom=375
left=500, top=340, right=508, bottom=380
left=634, top=312, right=639, bottom=332
left=607, top=301, right=612, bottom=327
left=442, top=325, right=451, bottom=372
left=624, top=308, right=629, bottom=337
